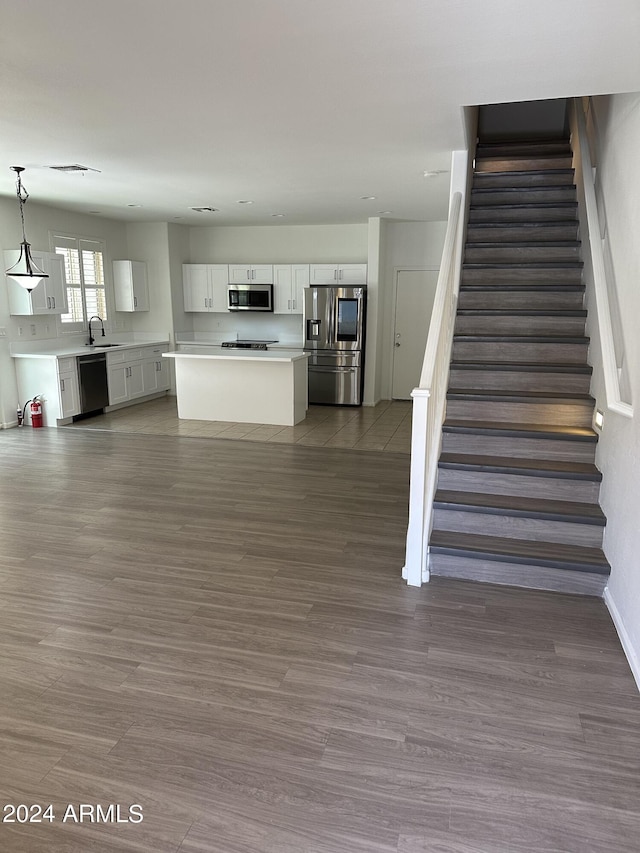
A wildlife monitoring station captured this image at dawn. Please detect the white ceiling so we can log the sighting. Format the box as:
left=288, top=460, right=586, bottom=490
left=1, top=0, right=639, bottom=226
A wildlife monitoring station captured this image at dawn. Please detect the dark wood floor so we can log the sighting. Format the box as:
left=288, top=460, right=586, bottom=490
left=0, top=427, right=638, bottom=852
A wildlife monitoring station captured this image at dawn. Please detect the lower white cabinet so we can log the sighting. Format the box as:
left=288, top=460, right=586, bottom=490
left=273, top=265, right=309, bottom=314
left=58, top=358, right=81, bottom=420
left=107, top=345, right=169, bottom=405
left=13, top=355, right=80, bottom=426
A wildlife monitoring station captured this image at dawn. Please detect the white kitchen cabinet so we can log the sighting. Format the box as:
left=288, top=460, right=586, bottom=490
left=113, top=260, right=150, bottom=312
left=58, top=357, right=80, bottom=420
left=107, top=345, right=169, bottom=405
left=13, top=354, right=80, bottom=426
left=142, top=345, right=171, bottom=394
left=5, top=250, right=68, bottom=316
left=309, top=263, right=367, bottom=286
left=183, top=264, right=228, bottom=312
left=228, top=264, right=273, bottom=284
left=273, top=264, right=309, bottom=314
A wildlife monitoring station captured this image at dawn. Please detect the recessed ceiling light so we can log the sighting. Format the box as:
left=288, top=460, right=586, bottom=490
left=190, top=207, right=219, bottom=213
left=127, top=204, right=142, bottom=208
left=237, top=200, right=254, bottom=204
left=271, top=213, right=285, bottom=218
left=377, top=210, right=392, bottom=215
left=423, top=170, right=448, bottom=178
left=360, top=195, right=377, bottom=200
left=88, top=210, right=101, bottom=215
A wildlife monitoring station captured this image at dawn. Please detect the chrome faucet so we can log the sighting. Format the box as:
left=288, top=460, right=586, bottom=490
left=88, top=315, right=105, bottom=346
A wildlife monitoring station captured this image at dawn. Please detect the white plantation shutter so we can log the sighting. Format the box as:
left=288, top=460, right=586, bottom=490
left=54, top=235, right=107, bottom=329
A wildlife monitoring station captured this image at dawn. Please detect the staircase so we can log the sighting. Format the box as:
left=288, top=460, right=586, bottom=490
left=428, top=139, right=610, bottom=595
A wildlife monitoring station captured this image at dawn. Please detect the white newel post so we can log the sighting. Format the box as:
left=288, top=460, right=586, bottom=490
left=403, top=388, right=431, bottom=586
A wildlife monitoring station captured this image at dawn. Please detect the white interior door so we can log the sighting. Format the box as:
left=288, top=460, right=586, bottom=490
left=392, top=269, right=439, bottom=399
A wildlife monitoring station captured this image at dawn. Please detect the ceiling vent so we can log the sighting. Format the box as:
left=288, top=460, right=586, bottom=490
left=49, top=164, right=101, bottom=173
left=190, top=207, right=219, bottom=213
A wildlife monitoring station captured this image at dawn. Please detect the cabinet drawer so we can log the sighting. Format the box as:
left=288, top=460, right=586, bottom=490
left=57, top=357, right=77, bottom=374
left=107, top=348, right=144, bottom=364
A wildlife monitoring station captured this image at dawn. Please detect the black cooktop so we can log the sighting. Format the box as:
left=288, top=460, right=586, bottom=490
left=221, top=339, right=277, bottom=350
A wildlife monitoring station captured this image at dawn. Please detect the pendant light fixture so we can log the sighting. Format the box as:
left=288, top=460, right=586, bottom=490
left=5, top=166, right=48, bottom=292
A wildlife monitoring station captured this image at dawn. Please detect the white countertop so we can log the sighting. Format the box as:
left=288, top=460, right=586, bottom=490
left=11, top=339, right=170, bottom=359
left=164, top=349, right=308, bottom=363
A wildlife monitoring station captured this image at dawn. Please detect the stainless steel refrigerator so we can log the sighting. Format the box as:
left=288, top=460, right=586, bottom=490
left=303, top=285, right=367, bottom=405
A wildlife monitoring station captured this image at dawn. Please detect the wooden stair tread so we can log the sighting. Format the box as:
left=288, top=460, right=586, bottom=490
left=456, top=309, right=587, bottom=316
left=449, top=361, right=592, bottom=374
left=453, top=334, right=588, bottom=343
left=442, top=419, right=598, bottom=441
left=465, top=241, right=581, bottom=248
left=447, top=389, right=593, bottom=403
left=463, top=262, right=583, bottom=269
left=460, top=284, right=585, bottom=292
left=474, top=169, right=574, bottom=178
left=429, top=530, right=610, bottom=573
left=434, top=488, right=606, bottom=523
left=437, top=453, right=602, bottom=481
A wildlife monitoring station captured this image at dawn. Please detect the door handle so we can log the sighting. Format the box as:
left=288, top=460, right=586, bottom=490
left=60, top=379, right=65, bottom=391
left=395, top=342, right=401, bottom=347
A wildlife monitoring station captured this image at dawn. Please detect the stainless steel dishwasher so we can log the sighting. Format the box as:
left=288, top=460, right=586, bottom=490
left=77, top=352, right=109, bottom=415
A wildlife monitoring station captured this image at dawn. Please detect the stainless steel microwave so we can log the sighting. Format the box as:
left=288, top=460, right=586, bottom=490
left=227, top=283, right=273, bottom=312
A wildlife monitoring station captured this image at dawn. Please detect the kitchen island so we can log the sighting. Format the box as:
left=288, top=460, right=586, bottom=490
left=163, top=349, right=309, bottom=426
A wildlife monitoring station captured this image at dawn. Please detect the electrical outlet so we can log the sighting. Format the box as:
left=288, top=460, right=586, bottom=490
left=30, top=324, right=37, bottom=336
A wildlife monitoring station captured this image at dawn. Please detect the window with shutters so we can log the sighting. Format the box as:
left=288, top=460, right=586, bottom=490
left=52, top=235, right=108, bottom=331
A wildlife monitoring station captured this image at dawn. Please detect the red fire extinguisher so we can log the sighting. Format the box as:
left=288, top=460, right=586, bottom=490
left=30, top=397, right=44, bottom=428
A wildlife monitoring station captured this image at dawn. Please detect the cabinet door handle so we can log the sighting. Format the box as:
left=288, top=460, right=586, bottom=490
left=209, top=298, right=213, bottom=308
left=134, top=296, right=137, bottom=308
left=288, top=299, right=291, bottom=310
left=52, top=296, right=56, bottom=308
left=46, top=296, right=51, bottom=308
left=292, top=300, right=296, bottom=310
left=333, top=269, right=337, bottom=280
left=204, top=297, right=208, bottom=308
left=247, top=270, right=250, bottom=280
left=60, top=379, right=65, bottom=391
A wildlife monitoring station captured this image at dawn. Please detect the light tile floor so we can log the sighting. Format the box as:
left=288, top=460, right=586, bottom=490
left=63, top=396, right=413, bottom=453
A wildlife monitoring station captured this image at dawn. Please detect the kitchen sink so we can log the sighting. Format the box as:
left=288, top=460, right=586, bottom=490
left=85, top=343, right=125, bottom=347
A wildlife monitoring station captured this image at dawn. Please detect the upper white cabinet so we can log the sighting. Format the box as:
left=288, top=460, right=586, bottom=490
left=183, top=264, right=228, bottom=312
left=228, top=264, right=273, bottom=284
left=113, top=260, right=150, bottom=312
left=309, top=263, right=367, bottom=286
left=5, top=250, right=68, bottom=316
left=273, top=265, right=309, bottom=314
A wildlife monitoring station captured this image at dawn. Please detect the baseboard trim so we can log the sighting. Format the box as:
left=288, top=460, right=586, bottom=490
left=604, top=586, right=640, bottom=693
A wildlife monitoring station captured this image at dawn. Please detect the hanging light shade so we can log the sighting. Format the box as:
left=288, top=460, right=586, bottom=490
left=5, top=166, right=48, bottom=292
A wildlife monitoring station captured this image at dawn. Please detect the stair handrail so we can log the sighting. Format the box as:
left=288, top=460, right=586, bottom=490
left=403, top=180, right=466, bottom=587
left=571, top=98, right=633, bottom=419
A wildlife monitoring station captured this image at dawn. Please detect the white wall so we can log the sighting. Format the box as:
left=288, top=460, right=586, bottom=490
left=0, top=197, right=127, bottom=427
left=378, top=220, right=448, bottom=400
left=189, top=224, right=368, bottom=264
left=588, top=92, right=640, bottom=686
left=124, top=222, right=175, bottom=342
